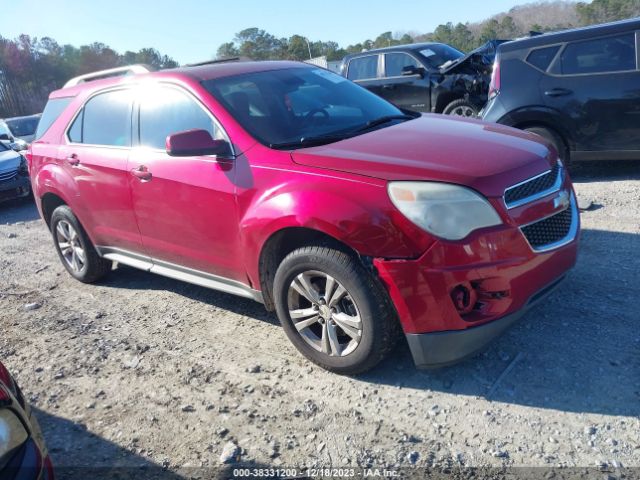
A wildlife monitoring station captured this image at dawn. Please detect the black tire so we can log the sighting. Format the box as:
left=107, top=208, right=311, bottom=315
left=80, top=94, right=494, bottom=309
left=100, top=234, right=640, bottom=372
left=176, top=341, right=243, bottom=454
left=524, top=126, right=570, bottom=165
left=50, top=205, right=112, bottom=283
left=273, top=245, right=400, bottom=375
left=442, top=99, right=479, bottom=118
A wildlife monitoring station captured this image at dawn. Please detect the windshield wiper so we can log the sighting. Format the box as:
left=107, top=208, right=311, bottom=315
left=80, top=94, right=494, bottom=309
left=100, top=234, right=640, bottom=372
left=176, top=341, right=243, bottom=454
left=269, top=133, right=354, bottom=150
left=352, top=114, right=415, bottom=133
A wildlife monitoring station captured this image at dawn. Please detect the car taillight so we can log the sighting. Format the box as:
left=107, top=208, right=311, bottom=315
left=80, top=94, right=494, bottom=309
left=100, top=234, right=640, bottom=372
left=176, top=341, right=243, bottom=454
left=488, top=58, right=501, bottom=99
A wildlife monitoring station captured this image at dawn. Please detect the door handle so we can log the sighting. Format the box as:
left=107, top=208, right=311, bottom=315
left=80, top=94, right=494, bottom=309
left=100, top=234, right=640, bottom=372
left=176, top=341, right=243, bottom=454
left=131, top=165, right=152, bottom=181
left=66, top=154, right=80, bottom=166
left=544, top=88, right=573, bottom=97
left=382, top=84, right=396, bottom=90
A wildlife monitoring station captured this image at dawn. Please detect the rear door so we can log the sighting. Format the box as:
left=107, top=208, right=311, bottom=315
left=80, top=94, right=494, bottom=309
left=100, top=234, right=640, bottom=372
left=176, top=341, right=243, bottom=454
left=379, top=52, right=430, bottom=112
left=128, top=84, right=242, bottom=281
left=542, top=31, right=640, bottom=153
left=59, top=88, right=145, bottom=254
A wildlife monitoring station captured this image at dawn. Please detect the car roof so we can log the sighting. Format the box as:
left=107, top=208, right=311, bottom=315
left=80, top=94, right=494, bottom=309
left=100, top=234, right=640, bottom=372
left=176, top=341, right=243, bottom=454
left=499, top=18, right=640, bottom=53
left=343, top=42, right=455, bottom=59
left=50, top=60, right=311, bottom=99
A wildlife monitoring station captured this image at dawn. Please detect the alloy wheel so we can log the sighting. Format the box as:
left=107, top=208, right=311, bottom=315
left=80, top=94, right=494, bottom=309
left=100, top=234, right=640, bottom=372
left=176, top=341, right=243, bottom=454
left=55, top=220, right=86, bottom=273
left=287, top=270, right=362, bottom=357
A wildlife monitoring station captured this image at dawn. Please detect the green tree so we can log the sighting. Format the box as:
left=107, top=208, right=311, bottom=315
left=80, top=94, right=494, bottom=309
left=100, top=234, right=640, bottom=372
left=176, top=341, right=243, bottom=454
left=499, top=16, right=518, bottom=38
left=216, top=42, right=239, bottom=59
left=479, top=19, right=500, bottom=43
left=576, top=0, right=640, bottom=24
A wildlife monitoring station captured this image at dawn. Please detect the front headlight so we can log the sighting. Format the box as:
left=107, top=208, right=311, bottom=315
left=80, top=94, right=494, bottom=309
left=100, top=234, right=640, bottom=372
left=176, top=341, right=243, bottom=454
left=388, top=181, right=502, bottom=240
left=0, top=409, right=28, bottom=466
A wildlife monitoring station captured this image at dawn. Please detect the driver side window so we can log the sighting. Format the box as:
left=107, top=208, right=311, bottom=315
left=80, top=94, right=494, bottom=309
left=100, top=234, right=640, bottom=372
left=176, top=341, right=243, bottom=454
left=138, top=87, right=223, bottom=150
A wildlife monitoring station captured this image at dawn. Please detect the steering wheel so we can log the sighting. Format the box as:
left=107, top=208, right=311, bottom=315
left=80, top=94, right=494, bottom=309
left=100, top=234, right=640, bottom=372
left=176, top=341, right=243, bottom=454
left=301, top=107, right=329, bottom=126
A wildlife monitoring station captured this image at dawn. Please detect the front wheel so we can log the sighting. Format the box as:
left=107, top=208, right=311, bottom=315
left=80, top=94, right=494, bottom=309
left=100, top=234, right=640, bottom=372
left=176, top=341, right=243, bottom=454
left=273, top=245, right=400, bottom=375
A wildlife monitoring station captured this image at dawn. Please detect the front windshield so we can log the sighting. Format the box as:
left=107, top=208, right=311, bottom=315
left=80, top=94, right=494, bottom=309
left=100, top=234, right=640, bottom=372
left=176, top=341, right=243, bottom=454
left=418, top=44, right=464, bottom=68
left=203, top=67, right=407, bottom=148
left=6, top=117, right=40, bottom=137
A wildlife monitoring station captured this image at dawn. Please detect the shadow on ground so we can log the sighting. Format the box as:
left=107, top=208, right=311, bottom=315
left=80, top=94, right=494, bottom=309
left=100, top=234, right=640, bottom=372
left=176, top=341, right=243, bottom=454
left=569, top=159, right=640, bottom=183
left=0, top=196, right=39, bottom=224
left=36, top=408, right=273, bottom=479
left=34, top=407, right=184, bottom=479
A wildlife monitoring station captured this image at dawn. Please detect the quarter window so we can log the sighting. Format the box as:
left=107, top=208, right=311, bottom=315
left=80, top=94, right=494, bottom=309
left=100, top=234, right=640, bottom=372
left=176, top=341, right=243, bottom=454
left=36, top=97, right=72, bottom=140
left=384, top=53, right=420, bottom=77
left=560, top=33, right=636, bottom=75
left=139, top=87, right=220, bottom=150
left=526, top=46, right=560, bottom=71
left=347, top=56, right=379, bottom=80
left=69, top=90, right=133, bottom=146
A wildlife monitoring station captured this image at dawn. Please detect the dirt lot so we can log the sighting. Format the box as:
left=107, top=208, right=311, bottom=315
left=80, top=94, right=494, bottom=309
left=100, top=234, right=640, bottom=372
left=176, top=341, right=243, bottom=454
left=1, top=162, right=639, bottom=478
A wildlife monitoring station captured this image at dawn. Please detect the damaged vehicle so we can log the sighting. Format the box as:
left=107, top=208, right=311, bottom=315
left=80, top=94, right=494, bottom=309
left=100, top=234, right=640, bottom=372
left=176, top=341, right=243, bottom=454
left=340, top=41, right=504, bottom=117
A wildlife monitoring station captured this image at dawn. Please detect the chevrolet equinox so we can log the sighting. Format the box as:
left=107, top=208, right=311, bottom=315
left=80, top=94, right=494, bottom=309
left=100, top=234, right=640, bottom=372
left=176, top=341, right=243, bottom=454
left=28, top=61, right=580, bottom=374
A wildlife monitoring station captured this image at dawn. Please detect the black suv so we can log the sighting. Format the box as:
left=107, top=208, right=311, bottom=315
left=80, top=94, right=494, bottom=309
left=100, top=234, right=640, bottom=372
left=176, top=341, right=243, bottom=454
left=340, top=42, right=494, bottom=117
left=482, top=19, right=640, bottom=162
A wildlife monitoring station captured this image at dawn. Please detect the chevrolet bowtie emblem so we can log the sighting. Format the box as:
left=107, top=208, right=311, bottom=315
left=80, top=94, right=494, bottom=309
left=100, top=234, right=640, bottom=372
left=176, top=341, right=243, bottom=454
left=553, top=190, right=570, bottom=210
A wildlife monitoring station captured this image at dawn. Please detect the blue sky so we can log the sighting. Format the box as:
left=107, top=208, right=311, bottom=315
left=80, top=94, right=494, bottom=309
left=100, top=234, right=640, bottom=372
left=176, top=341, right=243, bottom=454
left=5, top=0, right=539, bottom=64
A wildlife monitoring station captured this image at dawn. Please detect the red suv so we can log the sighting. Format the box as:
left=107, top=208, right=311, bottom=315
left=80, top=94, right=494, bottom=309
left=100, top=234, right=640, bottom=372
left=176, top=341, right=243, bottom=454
left=28, top=61, right=579, bottom=374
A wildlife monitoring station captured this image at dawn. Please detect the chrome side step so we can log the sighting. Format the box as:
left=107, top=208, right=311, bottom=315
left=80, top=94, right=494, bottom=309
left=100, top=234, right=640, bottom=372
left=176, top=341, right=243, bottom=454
left=96, top=246, right=263, bottom=303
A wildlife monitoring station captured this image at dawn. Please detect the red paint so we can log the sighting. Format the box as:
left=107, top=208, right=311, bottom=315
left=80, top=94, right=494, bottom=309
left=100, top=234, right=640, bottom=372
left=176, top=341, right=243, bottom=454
left=30, top=61, right=579, bottom=340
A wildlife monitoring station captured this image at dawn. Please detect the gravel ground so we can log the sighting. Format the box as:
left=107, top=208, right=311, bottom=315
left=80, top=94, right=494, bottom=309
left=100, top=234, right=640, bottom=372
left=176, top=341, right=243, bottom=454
left=0, top=161, right=639, bottom=478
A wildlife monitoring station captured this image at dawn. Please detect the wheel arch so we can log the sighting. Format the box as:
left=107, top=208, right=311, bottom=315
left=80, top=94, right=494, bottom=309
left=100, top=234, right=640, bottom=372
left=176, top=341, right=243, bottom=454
left=504, top=106, right=575, bottom=152
left=257, top=226, right=364, bottom=311
left=40, top=191, right=69, bottom=230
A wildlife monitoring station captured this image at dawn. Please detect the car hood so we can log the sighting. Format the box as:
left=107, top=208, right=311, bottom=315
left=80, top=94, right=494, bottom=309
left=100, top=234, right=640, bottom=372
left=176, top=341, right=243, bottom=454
left=0, top=148, right=22, bottom=172
left=291, top=115, right=555, bottom=198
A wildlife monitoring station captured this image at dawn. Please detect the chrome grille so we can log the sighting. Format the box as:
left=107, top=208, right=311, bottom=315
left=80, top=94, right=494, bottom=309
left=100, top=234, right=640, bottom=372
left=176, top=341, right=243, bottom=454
left=504, top=162, right=562, bottom=209
left=0, top=168, right=18, bottom=183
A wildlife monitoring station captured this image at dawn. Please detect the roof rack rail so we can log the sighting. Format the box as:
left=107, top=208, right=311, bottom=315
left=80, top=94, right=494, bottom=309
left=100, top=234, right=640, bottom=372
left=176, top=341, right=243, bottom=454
left=185, top=57, right=243, bottom=67
left=63, top=65, right=152, bottom=88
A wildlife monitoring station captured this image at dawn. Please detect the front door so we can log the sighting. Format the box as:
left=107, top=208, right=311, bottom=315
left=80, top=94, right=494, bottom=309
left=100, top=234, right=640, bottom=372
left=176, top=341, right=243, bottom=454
left=128, top=85, right=242, bottom=281
left=378, top=52, right=430, bottom=112
left=542, top=31, right=640, bottom=153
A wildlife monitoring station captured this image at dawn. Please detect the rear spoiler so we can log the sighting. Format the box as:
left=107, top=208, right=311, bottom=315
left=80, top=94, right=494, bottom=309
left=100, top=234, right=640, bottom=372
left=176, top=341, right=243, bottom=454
left=63, top=65, right=152, bottom=88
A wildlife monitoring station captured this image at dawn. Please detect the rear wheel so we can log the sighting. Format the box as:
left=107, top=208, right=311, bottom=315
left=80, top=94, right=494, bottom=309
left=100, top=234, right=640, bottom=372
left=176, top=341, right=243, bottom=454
left=443, top=99, right=479, bottom=118
left=50, top=205, right=112, bottom=283
left=524, top=126, right=570, bottom=164
left=273, top=245, right=400, bottom=375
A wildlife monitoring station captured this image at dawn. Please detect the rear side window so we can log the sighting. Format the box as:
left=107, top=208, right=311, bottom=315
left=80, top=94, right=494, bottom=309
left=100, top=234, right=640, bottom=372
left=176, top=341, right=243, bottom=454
left=384, top=53, right=420, bottom=77
left=526, top=46, right=560, bottom=71
left=69, top=89, right=133, bottom=146
left=35, top=97, right=72, bottom=140
left=139, top=87, right=220, bottom=150
left=560, top=33, right=636, bottom=75
left=347, top=56, right=378, bottom=80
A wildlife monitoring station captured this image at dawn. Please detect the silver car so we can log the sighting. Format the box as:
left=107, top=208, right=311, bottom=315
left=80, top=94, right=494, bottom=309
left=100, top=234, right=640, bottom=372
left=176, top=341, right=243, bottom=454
left=0, top=140, right=30, bottom=203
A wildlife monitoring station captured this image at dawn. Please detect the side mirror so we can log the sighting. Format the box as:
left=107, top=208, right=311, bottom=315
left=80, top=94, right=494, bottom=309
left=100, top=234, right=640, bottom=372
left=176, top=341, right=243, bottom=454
left=166, top=129, right=233, bottom=158
left=401, top=65, right=425, bottom=77
left=0, top=133, right=11, bottom=141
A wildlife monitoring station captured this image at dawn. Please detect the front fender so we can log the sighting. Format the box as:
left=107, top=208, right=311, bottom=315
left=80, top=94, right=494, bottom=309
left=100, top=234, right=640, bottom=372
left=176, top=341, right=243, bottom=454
left=237, top=169, right=434, bottom=287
